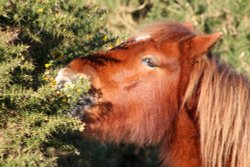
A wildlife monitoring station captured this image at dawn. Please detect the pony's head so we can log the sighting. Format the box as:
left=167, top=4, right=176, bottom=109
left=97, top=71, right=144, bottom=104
left=56, top=22, right=221, bottom=146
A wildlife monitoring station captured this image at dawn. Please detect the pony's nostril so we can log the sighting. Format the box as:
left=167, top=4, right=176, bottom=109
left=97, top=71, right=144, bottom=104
left=81, top=96, right=94, bottom=106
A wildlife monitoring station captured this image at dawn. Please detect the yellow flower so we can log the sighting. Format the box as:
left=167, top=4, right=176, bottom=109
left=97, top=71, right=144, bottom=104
left=37, top=8, right=44, bottom=13
left=49, top=82, right=56, bottom=88
left=107, top=45, right=114, bottom=50
left=115, top=39, right=121, bottom=45
left=85, top=35, right=91, bottom=40
left=102, top=35, right=108, bottom=41
left=51, top=79, right=56, bottom=86
left=43, top=76, right=49, bottom=81
left=45, top=63, right=52, bottom=68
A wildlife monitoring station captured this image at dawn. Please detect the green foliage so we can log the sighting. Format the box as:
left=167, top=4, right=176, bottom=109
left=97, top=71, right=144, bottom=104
left=0, top=0, right=115, bottom=166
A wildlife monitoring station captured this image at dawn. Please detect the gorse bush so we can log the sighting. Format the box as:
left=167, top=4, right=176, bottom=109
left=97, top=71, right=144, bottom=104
left=0, top=0, right=116, bottom=166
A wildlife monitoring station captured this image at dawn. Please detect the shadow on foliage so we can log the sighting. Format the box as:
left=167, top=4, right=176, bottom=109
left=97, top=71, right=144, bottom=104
left=45, top=130, right=160, bottom=167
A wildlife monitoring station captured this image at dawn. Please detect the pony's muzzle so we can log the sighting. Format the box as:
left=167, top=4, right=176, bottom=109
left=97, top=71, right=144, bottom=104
left=56, top=67, right=96, bottom=120
left=55, top=67, right=78, bottom=90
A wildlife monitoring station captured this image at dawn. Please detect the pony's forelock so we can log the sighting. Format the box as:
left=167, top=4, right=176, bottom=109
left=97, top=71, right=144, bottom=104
left=183, top=58, right=250, bottom=167
left=130, top=22, right=195, bottom=44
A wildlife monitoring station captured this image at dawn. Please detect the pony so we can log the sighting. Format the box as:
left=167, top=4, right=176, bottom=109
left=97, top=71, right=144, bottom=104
left=55, top=22, right=250, bottom=167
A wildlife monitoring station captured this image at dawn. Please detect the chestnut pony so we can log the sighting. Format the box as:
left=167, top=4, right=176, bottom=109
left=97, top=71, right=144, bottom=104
left=56, top=22, right=250, bottom=167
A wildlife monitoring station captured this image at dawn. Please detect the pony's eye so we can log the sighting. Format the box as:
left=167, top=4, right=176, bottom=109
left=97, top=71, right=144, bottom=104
left=142, top=58, right=158, bottom=68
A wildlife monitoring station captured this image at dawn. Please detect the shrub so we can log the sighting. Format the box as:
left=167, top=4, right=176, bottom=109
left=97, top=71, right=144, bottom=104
left=0, top=0, right=115, bottom=166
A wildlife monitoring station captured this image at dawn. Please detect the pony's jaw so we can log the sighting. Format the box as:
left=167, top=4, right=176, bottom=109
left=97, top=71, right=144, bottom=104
left=79, top=84, right=177, bottom=145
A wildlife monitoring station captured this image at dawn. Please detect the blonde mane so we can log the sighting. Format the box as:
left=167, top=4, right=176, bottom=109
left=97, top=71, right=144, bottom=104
left=183, top=57, right=250, bottom=167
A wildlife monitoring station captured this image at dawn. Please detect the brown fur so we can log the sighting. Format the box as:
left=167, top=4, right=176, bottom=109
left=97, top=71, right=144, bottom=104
left=56, top=22, right=250, bottom=167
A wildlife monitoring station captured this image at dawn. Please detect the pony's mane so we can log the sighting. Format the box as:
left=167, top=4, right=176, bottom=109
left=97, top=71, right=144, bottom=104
left=184, top=57, right=250, bottom=167
left=130, top=22, right=195, bottom=43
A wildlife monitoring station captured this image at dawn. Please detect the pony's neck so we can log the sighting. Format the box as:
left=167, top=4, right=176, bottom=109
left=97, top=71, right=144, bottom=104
left=159, top=108, right=201, bottom=167
left=158, top=57, right=207, bottom=167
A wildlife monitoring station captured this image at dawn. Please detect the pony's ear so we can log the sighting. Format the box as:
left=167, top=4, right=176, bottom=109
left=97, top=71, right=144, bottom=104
left=191, top=32, right=222, bottom=57
left=183, top=22, right=194, bottom=31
